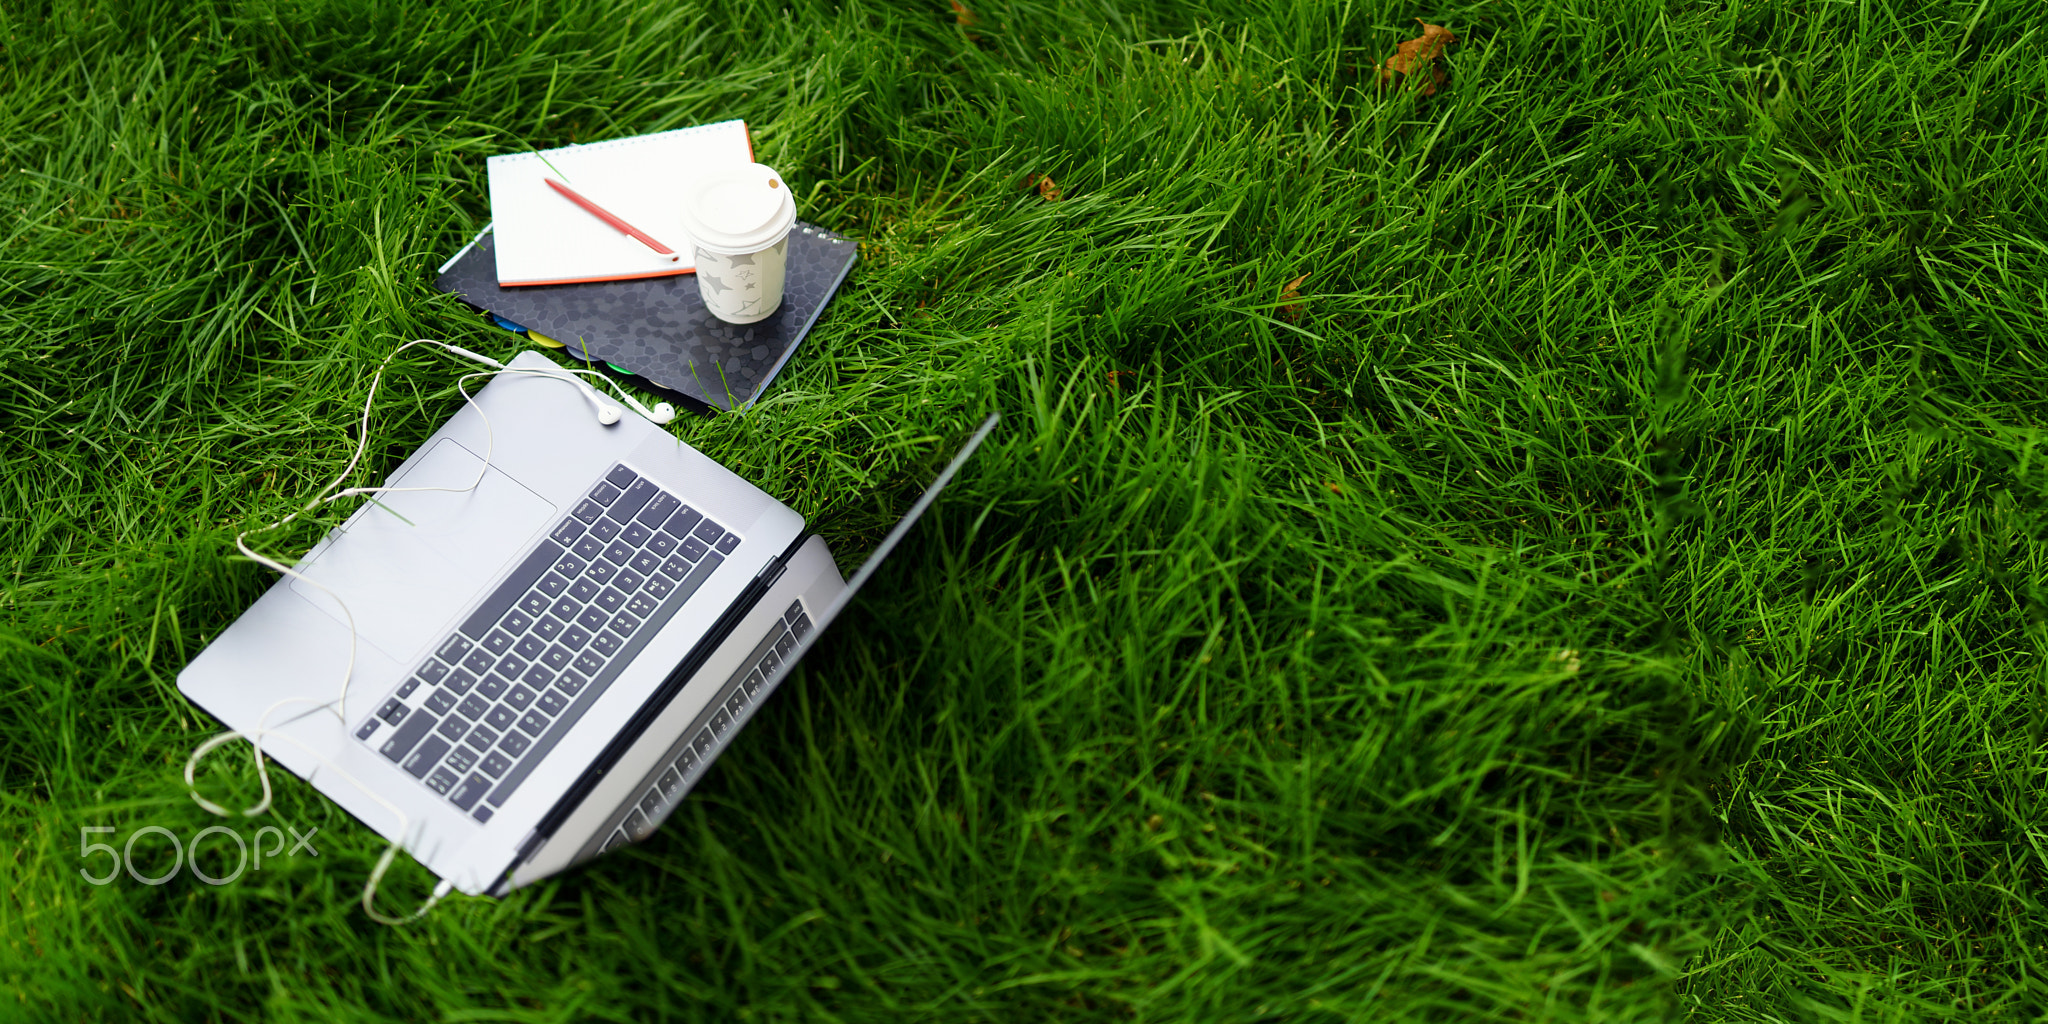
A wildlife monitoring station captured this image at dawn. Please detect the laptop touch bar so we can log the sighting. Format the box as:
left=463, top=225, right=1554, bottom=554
left=354, top=462, right=741, bottom=822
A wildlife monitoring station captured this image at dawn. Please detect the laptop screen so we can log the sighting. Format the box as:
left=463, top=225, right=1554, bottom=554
left=809, top=410, right=1000, bottom=636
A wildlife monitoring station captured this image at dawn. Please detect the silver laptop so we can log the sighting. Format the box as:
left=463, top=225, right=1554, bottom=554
left=177, top=350, right=997, bottom=897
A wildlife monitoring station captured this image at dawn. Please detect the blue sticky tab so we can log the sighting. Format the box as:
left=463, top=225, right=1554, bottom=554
left=491, top=316, right=529, bottom=334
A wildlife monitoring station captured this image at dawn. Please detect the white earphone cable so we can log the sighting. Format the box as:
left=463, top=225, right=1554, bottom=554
left=183, top=339, right=664, bottom=924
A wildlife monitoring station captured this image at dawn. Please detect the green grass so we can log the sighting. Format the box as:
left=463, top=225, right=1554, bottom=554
left=3, top=0, right=2046, bottom=1019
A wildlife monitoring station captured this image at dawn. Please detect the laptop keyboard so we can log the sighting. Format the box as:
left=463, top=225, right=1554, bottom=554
left=352, top=462, right=743, bottom=823
left=600, top=597, right=812, bottom=853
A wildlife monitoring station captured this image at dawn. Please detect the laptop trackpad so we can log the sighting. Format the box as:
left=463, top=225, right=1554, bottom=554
left=289, top=438, right=557, bottom=665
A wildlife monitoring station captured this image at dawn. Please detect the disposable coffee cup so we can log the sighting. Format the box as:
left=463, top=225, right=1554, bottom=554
left=680, top=163, right=797, bottom=325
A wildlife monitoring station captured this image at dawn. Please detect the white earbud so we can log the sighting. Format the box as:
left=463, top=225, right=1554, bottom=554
left=618, top=394, right=677, bottom=424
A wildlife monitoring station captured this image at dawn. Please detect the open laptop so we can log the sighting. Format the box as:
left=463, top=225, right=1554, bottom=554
left=177, top=350, right=997, bottom=897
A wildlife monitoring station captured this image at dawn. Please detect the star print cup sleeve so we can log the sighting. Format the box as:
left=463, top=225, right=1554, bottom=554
left=680, top=163, right=798, bottom=325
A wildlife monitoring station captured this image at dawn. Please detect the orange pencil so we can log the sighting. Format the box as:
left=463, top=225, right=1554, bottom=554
left=543, top=177, right=680, bottom=262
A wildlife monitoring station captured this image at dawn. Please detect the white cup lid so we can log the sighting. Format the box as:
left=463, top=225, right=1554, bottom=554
left=681, top=163, right=796, bottom=252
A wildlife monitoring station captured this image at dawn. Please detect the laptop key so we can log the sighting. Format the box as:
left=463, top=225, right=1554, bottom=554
left=425, top=688, right=458, bottom=715
left=623, top=808, right=650, bottom=839
left=573, top=651, right=604, bottom=675
left=662, top=505, right=702, bottom=539
left=676, top=748, right=699, bottom=778
left=396, top=678, right=419, bottom=699
left=479, top=750, right=513, bottom=778
left=602, top=830, right=629, bottom=853
left=647, top=532, right=677, bottom=557
left=463, top=649, right=495, bottom=675
left=552, top=597, right=582, bottom=623
left=609, top=613, right=641, bottom=638
left=464, top=724, right=499, bottom=751
left=613, top=568, right=645, bottom=593
left=482, top=630, right=515, bottom=656
left=709, top=708, right=733, bottom=735
left=606, top=479, right=659, bottom=523
left=516, top=710, right=549, bottom=737
left=549, top=518, right=585, bottom=546
left=661, top=554, right=693, bottom=579
left=774, top=634, right=797, bottom=660
left=784, top=601, right=804, bottom=623
left=626, top=593, right=658, bottom=618
left=576, top=607, right=609, bottom=632
left=523, top=663, right=557, bottom=689
left=445, top=745, right=479, bottom=774
left=501, top=610, right=534, bottom=635
left=791, top=614, right=812, bottom=639
left=533, top=615, right=564, bottom=642
left=426, top=767, right=460, bottom=795
left=484, top=706, right=518, bottom=731
left=355, top=719, right=381, bottom=740
left=505, top=684, right=537, bottom=711
left=635, top=493, right=679, bottom=529
left=448, top=773, right=491, bottom=811
left=537, top=573, right=570, bottom=599
left=497, top=731, right=532, bottom=757
left=642, top=574, right=674, bottom=600
left=555, top=670, right=588, bottom=696
left=444, top=668, right=477, bottom=695
left=678, top=537, right=708, bottom=562
left=552, top=552, right=587, bottom=578
left=567, top=578, right=600, bottom=602
left=459, top=541, right=564, bottom=641
left=561, top=625, right=591, bottom=650
left=590, top=482, right=622, bottom=506
left=514, top=635, right=546, bottom=660
left=418, top=659, right=450, bottom=684
left=492, top=654, right=528, bottom=680
left=641, top=789, right=664, bottom=818
left=402, top=737, right=451, bottom=778
left=657, top=767, right=682, bottom=799
left=594, top=588, right=626, bottom=613
left=540, top=645, right=572, bottom=671
left=517, top=592, right=550, bottom=617
left=589, top=518, right=620, bottom=542
left=629, top=551, right=661, bottom=576
left=726, top=691, right=747, bottom=716
left=741, top=669, right=764, bottom=697
left=378, top=699, right=408, bottom=725
left=590, top=631, right=623, bottom=657
left=472, top=807, right=493, bottom=823
left=621, top=521, right=653, bottom=547
left=715, top=533, right=741, bottom=555
left=457, top=694, right=489, bottom=721
left=691, top=730, right=714, bottom=757
left=435, top=715, right=467, bottom=742
left=570, top=499, right=604, bottom=524
left=692, top=520, right=725, bottom=546
left=586, top=561, right=617, bottom=586
left=603, top=540, right=634, bottom=565
left=535, top=688, right=568, bottom=716
left=436, top=635, right=474, bottom=663
left=475, top=674, right=508, bottom=700
left=573, top=535, right=604, bottom=560
left=605, top=464, right=639, bottom=490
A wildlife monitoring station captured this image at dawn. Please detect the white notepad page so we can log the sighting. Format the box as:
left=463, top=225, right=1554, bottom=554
left=486, top=120, right=754, bottom=286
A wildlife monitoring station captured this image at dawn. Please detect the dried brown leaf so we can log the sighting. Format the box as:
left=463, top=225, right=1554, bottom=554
left=1279, top=272, right=1310, bottom=321
left=1022, top=172, right=1062, bottom=201
left=948, top=0, right=977, bottom=27
left=1375, top=19, right=1458, bottom=97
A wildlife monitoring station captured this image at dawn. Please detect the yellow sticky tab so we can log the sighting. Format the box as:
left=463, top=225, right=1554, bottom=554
left=526, top=330, right=566, bottom=349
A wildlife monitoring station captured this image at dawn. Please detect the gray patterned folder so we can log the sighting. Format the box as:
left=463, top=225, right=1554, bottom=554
left=434, top=223, right=857, bottom=410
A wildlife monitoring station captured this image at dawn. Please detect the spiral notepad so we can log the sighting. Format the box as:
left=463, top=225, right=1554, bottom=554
left=486, top=120, right=755, bottom=286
